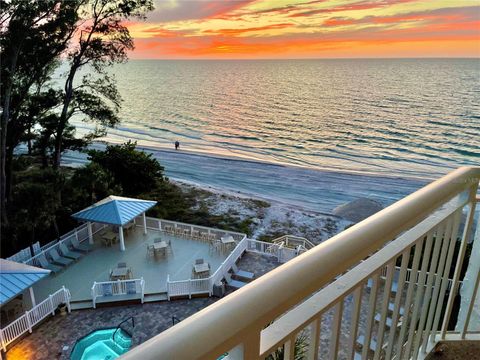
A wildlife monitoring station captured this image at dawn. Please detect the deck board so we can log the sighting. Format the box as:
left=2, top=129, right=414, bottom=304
left=33, top=228, right=229, bottom=302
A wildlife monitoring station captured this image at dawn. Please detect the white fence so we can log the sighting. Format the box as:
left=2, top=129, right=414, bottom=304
left=138, top=217, right=246, bottom=242
left=6, top=242, right=41, bottom=263
left=272, top=234, right=316, bottom=250
left=167, top=237, right=249, bottom=299
left=246, top=239, right=298, bottom=263
left=166, top=237, right=304, bottom=299
left=23, top=223, right=106, bottom=268
left=121, top=167, right=480, bottom=360
left=0, top=287, right=71, bottom=351
left=91, top=278, right=145, bottom=308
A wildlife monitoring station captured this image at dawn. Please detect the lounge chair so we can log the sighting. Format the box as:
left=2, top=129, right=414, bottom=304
left=231, top=264, right=254, bottom=281
left=59, top=242, right=82, bottom=260
left=49, top=248, right=74, bottom=266
left=37, top=253, right=63, bottom=273
left=225, top=273, right=247, bottom=289
left=71, top=236, right=93, bottom=252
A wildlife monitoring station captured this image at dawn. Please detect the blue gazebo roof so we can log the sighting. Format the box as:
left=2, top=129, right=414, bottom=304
left=71, top=196, right=157, bottom=226
left=0, top=259, right=51, bottom=306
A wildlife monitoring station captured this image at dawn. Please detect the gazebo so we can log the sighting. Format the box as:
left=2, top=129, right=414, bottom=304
left=72, top=196, right=157, bottom=252
left=0, top=259, right=50, bottom=321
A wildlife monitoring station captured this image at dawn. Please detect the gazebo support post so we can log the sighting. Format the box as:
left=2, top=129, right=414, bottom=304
left=143, top=212, right=147, bottom=235
left=87, top=222, right=93, bottom=245
left=119, top=226, right=125, bottom=251
left=29, top=287, right=36, bottom=307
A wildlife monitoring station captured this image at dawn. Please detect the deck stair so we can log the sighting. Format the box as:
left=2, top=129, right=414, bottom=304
left=271, top=235, right=315, bottom=253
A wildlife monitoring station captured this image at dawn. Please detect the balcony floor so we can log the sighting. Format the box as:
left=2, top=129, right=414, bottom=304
left=33, top=227, right=230, bottom=302
left=426, top=341, right=480, bottom=359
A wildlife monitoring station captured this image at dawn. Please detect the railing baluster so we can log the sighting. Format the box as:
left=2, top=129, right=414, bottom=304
left=428, top=209, right=462, bottom=350
left=329, top=301, right=343, bottom=360
left=373, top=262, right=395, bottom=360
left=411, top=217, right=452, bottom=358
left=307, top=318, right=321, bottom=360
left=395, top=230, right=430, bottom=359
left=347, top=286, right=362, bottom=360
left=284, top=334, right=296, bottom=360
left=362, top=272, right=379, bottom=360
left=441, top=195, right=478, bottom=338
left=384, top=248, right=411, bottom=359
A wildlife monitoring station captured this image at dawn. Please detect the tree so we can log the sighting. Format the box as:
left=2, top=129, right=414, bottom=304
left=53, top=0, right=154, bottom=168
left=88, top=141, right=165, bottom=196
left=0, top=0, right=80, bottom=225
left=8, top=168, right=65, bottom=255
left=70, top=162, right=121, bottom=206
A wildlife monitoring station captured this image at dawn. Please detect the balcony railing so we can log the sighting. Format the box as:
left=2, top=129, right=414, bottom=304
left=121, top=167, right=480, bottom=360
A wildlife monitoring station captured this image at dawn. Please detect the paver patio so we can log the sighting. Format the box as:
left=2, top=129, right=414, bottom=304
left=6, top=253, right=281, bottom=360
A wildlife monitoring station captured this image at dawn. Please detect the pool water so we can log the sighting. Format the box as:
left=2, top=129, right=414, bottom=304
left=70, top=328, right=132, bottom=360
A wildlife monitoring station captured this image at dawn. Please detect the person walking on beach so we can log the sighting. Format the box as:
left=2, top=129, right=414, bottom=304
left=175, top=141, right=180, bottom=150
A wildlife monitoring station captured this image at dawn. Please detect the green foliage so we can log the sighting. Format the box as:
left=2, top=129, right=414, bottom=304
left=266, top=331, right=309, bottom=360
left=88, top=141, right=165, bottom=196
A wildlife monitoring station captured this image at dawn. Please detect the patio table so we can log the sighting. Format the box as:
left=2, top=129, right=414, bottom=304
left=102, top=231, right=117, bottom=247
left=111, top=267, right=130, bottom=280
left=153, top=241, right=167, bottom=256
left=221, top=235, right=235, bottom=245
left=194, top=263, right=210, bottom=278
left=220, top=235, right=235, bottom=251
left=153, top=241, right=167, bottom=250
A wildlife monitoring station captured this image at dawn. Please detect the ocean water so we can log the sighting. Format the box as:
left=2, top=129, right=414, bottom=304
left=63, top=59, right=479, bottom=213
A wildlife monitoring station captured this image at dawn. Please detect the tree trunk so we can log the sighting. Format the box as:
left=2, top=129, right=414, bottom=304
left=53, top=68, right=76, bottom=169
left=0, top=44, right=20, bottom=227
left=5, top=147, right=14, bottom=203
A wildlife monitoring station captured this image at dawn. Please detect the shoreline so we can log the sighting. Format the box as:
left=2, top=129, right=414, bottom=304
left=90, top=137, right=440, bottom=183
left=61, top=141, right=428, bottom=214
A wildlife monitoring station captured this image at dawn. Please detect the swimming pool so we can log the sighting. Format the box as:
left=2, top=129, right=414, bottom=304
left=70, top=328, right=132, bottom=360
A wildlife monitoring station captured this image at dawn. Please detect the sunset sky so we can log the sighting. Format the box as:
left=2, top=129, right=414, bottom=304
left=127, top=0, right=480, bottom=59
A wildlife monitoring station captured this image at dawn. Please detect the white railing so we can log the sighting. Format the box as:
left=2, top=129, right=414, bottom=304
left=22, top=223, right=106, bottom=268
left=166, top=237, right=249, bottom=299
left=91, top=278, right=145, bottom=308
left=247, top=239, right=298, bottom=263
left=137, top=217, right=246, bottom=242
left=6, top=242, right=41, bottom=263
left=379, top=265, right=460, bottom=293
left=272, top=235, right=316, bottom=250
left=121, top=167, right=480, bottom=360
left=0, top=287, right=71, bottom=351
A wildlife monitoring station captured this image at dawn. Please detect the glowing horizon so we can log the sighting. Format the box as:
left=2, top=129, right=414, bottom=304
left=127, top=0, right=480, bottom=59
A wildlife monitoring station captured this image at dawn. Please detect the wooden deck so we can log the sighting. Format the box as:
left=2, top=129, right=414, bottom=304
left=33, top=227, right=230, bottom=302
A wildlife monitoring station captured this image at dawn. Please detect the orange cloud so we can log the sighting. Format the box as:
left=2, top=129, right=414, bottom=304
left=128, top=1, right=480, bottom=59
left=202, top=23, right=294, bottom=36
